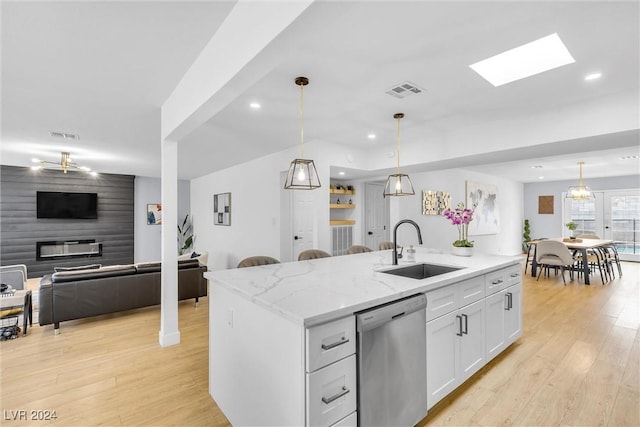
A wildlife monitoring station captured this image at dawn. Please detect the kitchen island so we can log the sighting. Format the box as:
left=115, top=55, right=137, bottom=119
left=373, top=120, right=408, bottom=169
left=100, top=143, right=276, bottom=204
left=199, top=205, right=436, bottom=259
left=206, top=248, right=522, bottom=426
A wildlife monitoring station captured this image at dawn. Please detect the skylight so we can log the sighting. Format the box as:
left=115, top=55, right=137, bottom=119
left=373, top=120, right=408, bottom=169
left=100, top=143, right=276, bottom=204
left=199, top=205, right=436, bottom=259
left=469, top=33, right=575, bottom=87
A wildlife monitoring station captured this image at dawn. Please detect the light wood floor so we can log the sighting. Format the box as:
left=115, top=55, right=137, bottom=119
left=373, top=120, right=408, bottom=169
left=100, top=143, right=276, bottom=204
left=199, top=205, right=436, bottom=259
left=1, top=262, right=638, bottom=426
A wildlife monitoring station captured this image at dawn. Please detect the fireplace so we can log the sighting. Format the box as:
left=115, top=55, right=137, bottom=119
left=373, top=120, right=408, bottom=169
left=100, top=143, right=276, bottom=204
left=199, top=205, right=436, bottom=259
left=36, top=240, right=102, bottom=261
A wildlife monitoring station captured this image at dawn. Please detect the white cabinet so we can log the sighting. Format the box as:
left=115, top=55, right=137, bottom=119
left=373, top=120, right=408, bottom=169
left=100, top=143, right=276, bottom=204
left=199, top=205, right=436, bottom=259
left=426, top=265, right=521, bottom=410
left=426, top=277, right=486, bottom=409
left=306, top=355, right=357, bottom=427
left=426, top=311, right=458, bottom=405
left=486, top=269, right=522, bottom=361
left=306, top=316, right=357, bottom=427
left=458, top=299, right=486, bottom=379
left=504, top=282, right=522, bottom=344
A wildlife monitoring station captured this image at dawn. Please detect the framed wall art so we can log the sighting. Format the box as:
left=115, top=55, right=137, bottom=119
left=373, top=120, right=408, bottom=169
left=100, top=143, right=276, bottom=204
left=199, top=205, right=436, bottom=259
left=214, top=192, right=231, bottom=226
left=422, top=190, right=451, bottom=215
left=538, top=195, right=554, bottom=214
left=147, top=204, right=162, bottom=225
left=466, top=181, right=500, bottom=235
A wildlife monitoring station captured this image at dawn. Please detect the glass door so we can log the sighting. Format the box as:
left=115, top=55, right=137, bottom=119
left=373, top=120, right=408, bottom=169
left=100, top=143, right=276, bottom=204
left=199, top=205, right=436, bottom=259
left=605, top=191, right=640, bottom=262
left=564, top=189, right=640, bottom=262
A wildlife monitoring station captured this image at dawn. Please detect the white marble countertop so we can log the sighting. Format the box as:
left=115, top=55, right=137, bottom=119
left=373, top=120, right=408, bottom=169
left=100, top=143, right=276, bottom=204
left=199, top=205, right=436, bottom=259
left=205, top=248, right=521, bottom=327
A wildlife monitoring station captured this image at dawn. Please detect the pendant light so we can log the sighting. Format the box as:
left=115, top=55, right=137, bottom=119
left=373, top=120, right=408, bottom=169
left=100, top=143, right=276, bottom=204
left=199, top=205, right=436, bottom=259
left=383, top=113, right=415, bottom=197
left=566, top=161, right=593, bottom=199
left=284, top=76, right=321, bottom=190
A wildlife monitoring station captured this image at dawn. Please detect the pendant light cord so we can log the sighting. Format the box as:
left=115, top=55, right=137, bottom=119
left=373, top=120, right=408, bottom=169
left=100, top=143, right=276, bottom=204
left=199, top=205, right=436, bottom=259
left=300, top=82, right=304, bottom=158
left=578, top=161, right=584, bottom=186
left=396, top=116, right=401, bottom=174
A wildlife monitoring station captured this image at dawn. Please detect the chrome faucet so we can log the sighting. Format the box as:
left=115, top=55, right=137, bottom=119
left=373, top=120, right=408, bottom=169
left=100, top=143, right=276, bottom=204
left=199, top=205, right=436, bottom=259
left=392, top=219, right=423, bottom=265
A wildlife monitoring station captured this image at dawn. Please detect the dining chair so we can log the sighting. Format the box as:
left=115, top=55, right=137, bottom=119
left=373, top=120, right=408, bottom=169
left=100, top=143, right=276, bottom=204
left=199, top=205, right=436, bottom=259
left=347, top=245, right=373, bottom=254
left=535, top=240, right=576, bottom=285
left=237, top=256, right=280, bottom=268
left=523, top=242, right=535, bottom=274
left=298, top=249, right=331, bottom=261
left=378, top=241, right=396, bottom=250
left=576, top=233, right=617, bottom=282
left=577, top=234, right=622, bottom=278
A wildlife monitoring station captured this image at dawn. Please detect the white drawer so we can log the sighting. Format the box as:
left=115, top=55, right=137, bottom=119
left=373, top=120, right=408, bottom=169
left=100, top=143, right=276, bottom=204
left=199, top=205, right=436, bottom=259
left=306, top=355, right=357, bottom=427
left=426, top=284, right=457, bottom=321
left=306, top=316, right=355, bottom=372
left=485, top=269, right=509, bottom=295
left=505, top=265, right=522, bottom=286
left=331, top=411, right=357, bottom=427
left=486, top=265, right=521, bottom=295
left=458, top=276, right=485, bottom=307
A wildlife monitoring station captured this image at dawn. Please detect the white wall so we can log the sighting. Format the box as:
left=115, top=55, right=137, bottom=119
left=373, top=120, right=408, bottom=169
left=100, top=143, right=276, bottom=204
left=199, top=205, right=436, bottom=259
left=523, top=174, right=640, bottom=239
left=134, top=176, right=191, bottom=262
left=391, top=169, right=524, bottom=256
left=191, top=137, right=526, bottom=270
left=190, top=140, right=369, bottom=270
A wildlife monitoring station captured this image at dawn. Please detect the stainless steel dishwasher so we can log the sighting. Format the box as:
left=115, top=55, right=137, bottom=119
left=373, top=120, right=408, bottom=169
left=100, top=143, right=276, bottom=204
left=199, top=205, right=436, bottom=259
left=356, top=293, right=428, bottom=426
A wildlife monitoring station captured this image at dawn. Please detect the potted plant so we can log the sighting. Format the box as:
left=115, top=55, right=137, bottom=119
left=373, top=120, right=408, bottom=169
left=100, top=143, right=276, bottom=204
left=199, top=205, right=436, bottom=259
left=178, top=214, right=194, bottom=255
left=522, top=219, right=531, bottom=253
left=443, top=201, right=476, bottom=256
left=565, top=221, right=578, bottom=239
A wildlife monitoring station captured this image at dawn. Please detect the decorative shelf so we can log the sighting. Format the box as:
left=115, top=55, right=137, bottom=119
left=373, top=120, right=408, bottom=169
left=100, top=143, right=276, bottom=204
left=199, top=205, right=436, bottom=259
left=330, top=204, right=355, bottom=209
left=329, top=189, right=355, bottom=195
left=330, top=220, right=356, bottom=226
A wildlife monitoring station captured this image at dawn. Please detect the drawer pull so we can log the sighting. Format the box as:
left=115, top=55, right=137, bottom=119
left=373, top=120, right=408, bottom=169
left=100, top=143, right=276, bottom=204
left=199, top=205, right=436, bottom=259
left=491, top=279, right=503, bottom=285
left=322, top=386, right=350, bottom=404
left=321, top=337, right=349, bottom=351
left=510, top=273, right=519, bottom=278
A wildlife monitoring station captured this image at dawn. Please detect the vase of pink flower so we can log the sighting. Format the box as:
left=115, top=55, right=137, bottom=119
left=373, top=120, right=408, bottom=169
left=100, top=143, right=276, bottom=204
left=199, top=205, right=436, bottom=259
left=443, top=201, right=476, bottom=256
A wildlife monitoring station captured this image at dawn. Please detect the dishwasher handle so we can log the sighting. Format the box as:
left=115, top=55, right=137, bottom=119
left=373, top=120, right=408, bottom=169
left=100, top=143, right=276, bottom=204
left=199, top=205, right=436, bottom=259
left=356, top=294, right=427, bottom=333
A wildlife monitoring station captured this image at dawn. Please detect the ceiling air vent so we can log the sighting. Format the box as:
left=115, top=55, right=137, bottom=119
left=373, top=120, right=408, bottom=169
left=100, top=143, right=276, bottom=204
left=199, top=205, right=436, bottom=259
left=49, top=131, right=79, bottom=140
left=385, top=81, right=425, bottom=99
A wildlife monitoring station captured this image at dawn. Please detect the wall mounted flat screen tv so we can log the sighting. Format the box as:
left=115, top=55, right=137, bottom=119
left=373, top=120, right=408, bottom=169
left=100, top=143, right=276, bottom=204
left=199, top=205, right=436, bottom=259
left=37, top=191, right=98, bottom=219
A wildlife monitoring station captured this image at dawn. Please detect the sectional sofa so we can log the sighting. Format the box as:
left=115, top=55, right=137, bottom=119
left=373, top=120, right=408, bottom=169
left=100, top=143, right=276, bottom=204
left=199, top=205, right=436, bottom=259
left=39, top=259, right=207, bottom=333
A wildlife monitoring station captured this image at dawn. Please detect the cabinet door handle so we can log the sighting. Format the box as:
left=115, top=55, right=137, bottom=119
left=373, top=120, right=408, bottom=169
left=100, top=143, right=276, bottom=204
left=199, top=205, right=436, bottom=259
left=322, top=386, right=350, bottom=404
left=504, top=293, right=510, bottom=310
left=505, top=292, right=513, bottom=310
left=456, top=315, right=463, bottom=336
left=461, top=313, right=468, bottom=335
left=321, top=336, right=349, bottom=351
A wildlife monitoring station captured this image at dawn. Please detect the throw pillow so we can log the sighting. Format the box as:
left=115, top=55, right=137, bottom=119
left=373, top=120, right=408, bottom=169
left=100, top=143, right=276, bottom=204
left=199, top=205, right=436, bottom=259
left=190, top=252, right=201, bottom=259
left=54, top=264, right=102, bottom=273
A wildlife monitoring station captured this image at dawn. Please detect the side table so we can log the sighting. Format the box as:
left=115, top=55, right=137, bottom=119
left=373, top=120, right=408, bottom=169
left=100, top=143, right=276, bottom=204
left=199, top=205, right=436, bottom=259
left=0, top=289, right=33, bottom=336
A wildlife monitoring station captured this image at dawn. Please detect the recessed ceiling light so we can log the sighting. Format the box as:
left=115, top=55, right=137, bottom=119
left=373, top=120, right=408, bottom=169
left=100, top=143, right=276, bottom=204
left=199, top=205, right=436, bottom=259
left=620, top=155, right=639, bottom=159
left=539, top=176, right=545, bottom=180
left=530, top=165, right=544, bottom=169
left=338, top=171, right=345, bottom=176
left=249, top=102, right=261, bottom=109
left=584, top=72, right=602, bottom=81
left=469, top=33, right=575, bottom=87
left=368, top=133, right=376, bottom=140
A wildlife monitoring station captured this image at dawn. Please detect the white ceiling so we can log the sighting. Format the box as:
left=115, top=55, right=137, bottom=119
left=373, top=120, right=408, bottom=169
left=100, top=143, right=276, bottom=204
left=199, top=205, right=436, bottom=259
left=2, top=1, right=639, bottom=183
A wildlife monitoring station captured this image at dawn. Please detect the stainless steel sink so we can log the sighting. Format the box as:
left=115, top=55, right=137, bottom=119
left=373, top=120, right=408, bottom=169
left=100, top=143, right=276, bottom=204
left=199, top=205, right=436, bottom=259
left=381, top=263, right=463, bottom=280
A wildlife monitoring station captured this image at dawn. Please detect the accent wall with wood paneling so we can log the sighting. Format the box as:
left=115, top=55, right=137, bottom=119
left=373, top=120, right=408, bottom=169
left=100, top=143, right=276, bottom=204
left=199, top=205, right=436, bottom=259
left=1, top=165, right=134, bottom=278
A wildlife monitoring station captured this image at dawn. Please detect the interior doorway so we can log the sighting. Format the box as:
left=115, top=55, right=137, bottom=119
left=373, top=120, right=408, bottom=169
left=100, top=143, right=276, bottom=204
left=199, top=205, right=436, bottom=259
left=364, top=182, right=390, bottom=250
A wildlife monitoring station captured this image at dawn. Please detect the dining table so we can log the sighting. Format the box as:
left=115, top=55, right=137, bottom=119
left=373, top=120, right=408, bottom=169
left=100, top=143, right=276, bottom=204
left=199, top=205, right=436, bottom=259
left=529, top=237, right=614, bottom=285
